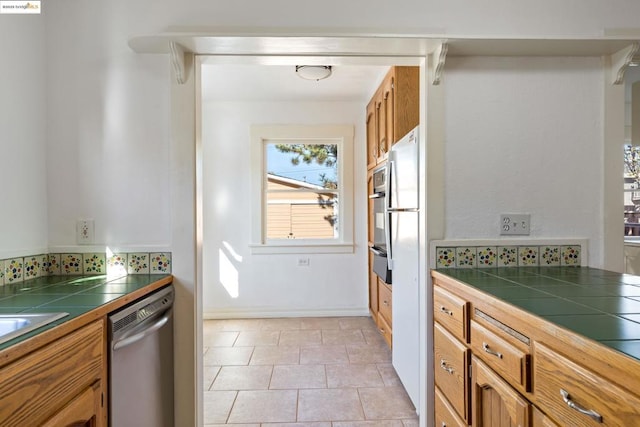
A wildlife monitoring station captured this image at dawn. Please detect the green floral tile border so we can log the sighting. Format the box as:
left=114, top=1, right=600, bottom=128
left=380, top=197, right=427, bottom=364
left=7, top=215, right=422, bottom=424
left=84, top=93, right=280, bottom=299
left=436, top=245, right=581, bottom=269
left=1, top=252, right=171, bottom=285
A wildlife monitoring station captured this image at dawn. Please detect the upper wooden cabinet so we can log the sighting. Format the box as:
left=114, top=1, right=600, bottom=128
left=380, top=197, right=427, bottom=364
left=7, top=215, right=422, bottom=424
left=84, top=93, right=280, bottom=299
left=366, top=66, right=419, bottom=170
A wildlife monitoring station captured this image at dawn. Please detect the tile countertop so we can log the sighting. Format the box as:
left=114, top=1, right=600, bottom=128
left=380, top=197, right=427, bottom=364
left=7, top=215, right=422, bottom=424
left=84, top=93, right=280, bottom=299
left=0, top=274, right=172, bottom=352
left=435, top=267, right=640, bottom=362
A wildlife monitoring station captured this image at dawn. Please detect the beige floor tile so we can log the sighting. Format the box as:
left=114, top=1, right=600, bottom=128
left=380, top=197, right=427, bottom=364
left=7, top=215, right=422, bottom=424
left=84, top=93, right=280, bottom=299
left=204, top=319, right=263, bottom=331
left=204, top=346, right=254, bottom=366
left=234, top=330, right=280, bottom=346
left=249, top=345, right=300, bottom=365
left=402, top=418, right=419, bottom=427
left=265, top=423, right=331, bottom=427
left=298, top=388, right=365, bottom=421
left=203, top=390, right=237, bottom=424
left=228, top=390, right=298, bottom=423
left=270, top=364, right=326, bottom=389
left=339, top=317, right=378, bottom=330
left=279, top=329, right=322, bottom=346
left=376, top=364, right=402, bottom=387
left=362, top=328, right=388, bottom=346
left=211, top=365, right=273, bottom=390
left=322, top=329, right=366, bottom=345
left=333, top=421, right=405, bottom=427
left=346, top=343, right=392, bottom=364
left=260, top=318, right=303, bottom=330
left=300, top=345, right=349, bottom=364
left=358, top=387, right=417, bottom=419
left=203, top=331, right=239, bottom=347
left=204, top=366, right=221, bottom=390
left=205, top=424, right=259, bottom=427
left=300, top=317, right=342, bottom=330
left=325, top=364, right=384, bottom=388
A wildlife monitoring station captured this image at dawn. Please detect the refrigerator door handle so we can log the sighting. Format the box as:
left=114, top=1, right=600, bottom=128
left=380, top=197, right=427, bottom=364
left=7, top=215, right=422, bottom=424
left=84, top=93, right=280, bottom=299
left=384, top=160, right=393, bottom=270
left=387, top=208, right=419, bottom=213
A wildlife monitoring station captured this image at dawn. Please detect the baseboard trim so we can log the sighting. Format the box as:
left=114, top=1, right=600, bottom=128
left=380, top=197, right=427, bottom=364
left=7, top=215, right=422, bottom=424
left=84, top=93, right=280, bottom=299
left=203, top=307, right=370, bottom=320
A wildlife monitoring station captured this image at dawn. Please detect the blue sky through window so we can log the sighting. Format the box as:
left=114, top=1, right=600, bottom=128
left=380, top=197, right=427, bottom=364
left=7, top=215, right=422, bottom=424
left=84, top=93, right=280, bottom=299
left=266, top=143, right=337, bottom=187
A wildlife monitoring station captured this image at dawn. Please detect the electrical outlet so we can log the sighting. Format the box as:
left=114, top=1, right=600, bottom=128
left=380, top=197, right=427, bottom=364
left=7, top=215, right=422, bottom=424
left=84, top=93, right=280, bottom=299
left=297, top=257, right=310, bottom=267
left=500, top=214, right=530, bottom=235
left=77, top=219, right=94, bottom=244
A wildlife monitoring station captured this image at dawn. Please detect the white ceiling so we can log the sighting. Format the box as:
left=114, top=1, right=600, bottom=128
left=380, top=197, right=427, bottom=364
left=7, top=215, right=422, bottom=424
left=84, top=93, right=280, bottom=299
left=201, top=64, right=390, bottom=102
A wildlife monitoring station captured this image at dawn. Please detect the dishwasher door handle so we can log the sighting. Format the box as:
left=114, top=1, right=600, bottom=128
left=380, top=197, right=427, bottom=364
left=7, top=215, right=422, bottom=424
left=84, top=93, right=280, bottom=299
left=113, top=312, right=171, bottom=351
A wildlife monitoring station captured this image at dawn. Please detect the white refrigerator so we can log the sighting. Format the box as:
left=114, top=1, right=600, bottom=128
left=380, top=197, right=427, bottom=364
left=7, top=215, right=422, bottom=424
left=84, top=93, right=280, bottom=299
left=386, top=126, right=420, bottom=409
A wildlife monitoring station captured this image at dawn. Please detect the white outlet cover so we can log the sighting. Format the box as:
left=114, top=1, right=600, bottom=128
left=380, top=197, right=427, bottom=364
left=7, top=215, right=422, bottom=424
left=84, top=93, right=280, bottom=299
left=77, top=219, right=95, bottom=244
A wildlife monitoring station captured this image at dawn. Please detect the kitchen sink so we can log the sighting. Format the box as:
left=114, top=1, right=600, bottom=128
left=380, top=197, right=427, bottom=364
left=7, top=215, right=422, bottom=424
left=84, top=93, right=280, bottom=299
left=0, top=312, right=69, bottom=345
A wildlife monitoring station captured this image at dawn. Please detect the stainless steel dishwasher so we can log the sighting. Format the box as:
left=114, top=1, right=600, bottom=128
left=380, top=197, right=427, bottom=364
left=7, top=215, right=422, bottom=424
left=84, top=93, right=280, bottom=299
left=108, top=285, right=174, bottom=427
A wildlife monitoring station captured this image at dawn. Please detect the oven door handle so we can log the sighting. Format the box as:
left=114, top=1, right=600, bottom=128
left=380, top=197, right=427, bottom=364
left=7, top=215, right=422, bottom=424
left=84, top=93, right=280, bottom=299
left=369, top=246, right=386, bottom=256
left=368, top=192, right=384, bottom=199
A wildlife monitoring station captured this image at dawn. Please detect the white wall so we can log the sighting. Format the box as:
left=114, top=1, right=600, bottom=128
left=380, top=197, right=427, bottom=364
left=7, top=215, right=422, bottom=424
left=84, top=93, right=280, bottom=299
left=443, top=56, right=605, bottom=266
left=201, top=100, right=368, bottom=316
left=0, top=15, right=48, bottom=258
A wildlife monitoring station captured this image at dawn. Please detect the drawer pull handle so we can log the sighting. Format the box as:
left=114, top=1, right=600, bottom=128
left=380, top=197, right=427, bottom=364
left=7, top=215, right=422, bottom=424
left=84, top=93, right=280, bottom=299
left=383, top=300, right=390, bottom=306
left=440, top=359, right=454, bottom=374
left=439, top=306, right=453, bottom=316
left=560, top=389, right=603, bottom=423
left=482, top=342, right=503, bottom=359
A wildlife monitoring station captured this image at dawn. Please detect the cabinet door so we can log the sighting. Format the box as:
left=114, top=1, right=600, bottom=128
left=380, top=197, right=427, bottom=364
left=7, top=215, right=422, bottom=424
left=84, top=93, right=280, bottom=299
left=368, top=255, right=378, bottom=317
left=366, top=99, right=378, bottom=170
left=42, top=381, right=102, bottom=427
left=382, top=73, right=394, bottom=150
left=531, top=407, right=559, bottom=427
left=434, top=322, right=469, bottom=422
left=471, top=356, right=530, bottom=427
left=376, top=96, right=387, bottom=162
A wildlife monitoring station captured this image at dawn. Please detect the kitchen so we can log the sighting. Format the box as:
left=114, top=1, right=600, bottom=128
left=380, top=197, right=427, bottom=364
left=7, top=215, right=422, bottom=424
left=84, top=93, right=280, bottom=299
left=2, top=1, right=640, bottom=426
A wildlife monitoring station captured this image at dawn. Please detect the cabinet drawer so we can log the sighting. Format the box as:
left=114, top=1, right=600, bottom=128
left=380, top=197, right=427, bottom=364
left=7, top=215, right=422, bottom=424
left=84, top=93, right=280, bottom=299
left=532, top=406, right=559, bottom=427
left=470, top=320, right=530, bottom=391
left=534, top=343, right=640, bottom=426
left=0, top=320, right=104, bottom=426
left=377, top=311, right=392, bottom=348
left=434, top=285, right=468, bottom=342
left=434, top=322, right=469, bottom=422
left=435, top=386, right=467, bottom=427
left=378, top=280, right=392, bottom=326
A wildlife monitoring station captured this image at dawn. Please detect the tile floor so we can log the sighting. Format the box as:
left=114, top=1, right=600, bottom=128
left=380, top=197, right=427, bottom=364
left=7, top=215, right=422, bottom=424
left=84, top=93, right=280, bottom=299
left=203, top=316, right=419, bottom=426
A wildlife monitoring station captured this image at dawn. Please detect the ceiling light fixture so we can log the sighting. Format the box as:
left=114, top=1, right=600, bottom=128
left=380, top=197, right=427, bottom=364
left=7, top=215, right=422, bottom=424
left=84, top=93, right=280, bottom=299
left=295, top=65, right=333, bottom=81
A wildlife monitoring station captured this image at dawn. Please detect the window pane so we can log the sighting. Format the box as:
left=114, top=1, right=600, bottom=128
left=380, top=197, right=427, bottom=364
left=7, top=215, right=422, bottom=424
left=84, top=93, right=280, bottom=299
left=266, top=142, right=339, bottom=240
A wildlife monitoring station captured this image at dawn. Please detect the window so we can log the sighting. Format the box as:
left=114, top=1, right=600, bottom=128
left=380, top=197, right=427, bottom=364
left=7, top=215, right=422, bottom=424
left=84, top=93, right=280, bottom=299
left=251, top=125, right=354, bottom=254
left=625, top=144, right=640, bottom=237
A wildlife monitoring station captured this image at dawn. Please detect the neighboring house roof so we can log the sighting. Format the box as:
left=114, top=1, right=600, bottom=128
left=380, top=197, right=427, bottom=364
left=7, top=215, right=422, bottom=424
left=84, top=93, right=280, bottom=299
left=266, top=173, right=331, bottom=192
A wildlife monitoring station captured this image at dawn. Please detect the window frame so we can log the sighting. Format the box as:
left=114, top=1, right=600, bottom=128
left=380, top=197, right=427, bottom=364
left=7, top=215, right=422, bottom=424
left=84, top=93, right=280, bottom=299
left=250, top=125, right=354, bottom=254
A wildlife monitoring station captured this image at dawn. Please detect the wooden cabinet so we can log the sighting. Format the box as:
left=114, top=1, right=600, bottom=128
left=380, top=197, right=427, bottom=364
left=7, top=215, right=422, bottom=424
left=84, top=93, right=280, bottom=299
left=471, top=356, right=531, bottom=427
left=0, top=320, right=105, bottom=427
left=432, top=270, right=640, bottom=427
left=42, top=381, right=102, bottom=427
left=365, top=66, right=419, bottom=348
left=365, top=66, right=419, bottom=171
left=534, top=343, right=640, bottom=426
left=434, top=322, right=469, bottom=422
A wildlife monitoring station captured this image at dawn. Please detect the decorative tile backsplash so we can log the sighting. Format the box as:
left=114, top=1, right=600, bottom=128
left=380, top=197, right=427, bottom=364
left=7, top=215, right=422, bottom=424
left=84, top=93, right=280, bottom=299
left=436, top=244, right=581, bottom=269
left=1, top=251, right=172, bottom=285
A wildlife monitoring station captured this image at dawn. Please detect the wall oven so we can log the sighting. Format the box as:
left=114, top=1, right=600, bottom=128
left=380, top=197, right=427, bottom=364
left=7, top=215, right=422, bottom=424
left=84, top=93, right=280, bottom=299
left=369, top=165, right=392, bottom=284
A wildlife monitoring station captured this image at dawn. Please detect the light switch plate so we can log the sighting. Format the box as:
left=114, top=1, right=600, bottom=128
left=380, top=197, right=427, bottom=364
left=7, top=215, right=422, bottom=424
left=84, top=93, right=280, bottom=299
left=77, top=219, right=94, bottom=244
left=500, top=214, right=530, bottom=235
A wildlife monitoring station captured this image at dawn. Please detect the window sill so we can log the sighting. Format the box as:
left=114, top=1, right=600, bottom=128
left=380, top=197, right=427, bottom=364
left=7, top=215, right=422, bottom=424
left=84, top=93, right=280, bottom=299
left=249, top=242, right=355, bottom=255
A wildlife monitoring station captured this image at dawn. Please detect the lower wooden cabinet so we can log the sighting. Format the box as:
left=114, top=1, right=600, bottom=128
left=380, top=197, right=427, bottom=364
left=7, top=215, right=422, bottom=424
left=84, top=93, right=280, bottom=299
left=377, top=311, right=392, bottom=347
left=434, top=322, right=469, bottom=422
left=531, top=406, right=559, bottom=427
left=435, top=387, right=467, bottom=427
left=534, top=343, right=640, bottom=426
left=42, top=380, right=102, bottom=427
left=0, top=320, right=105, bottom=427
left=471, top=356, right=530, bottom=427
